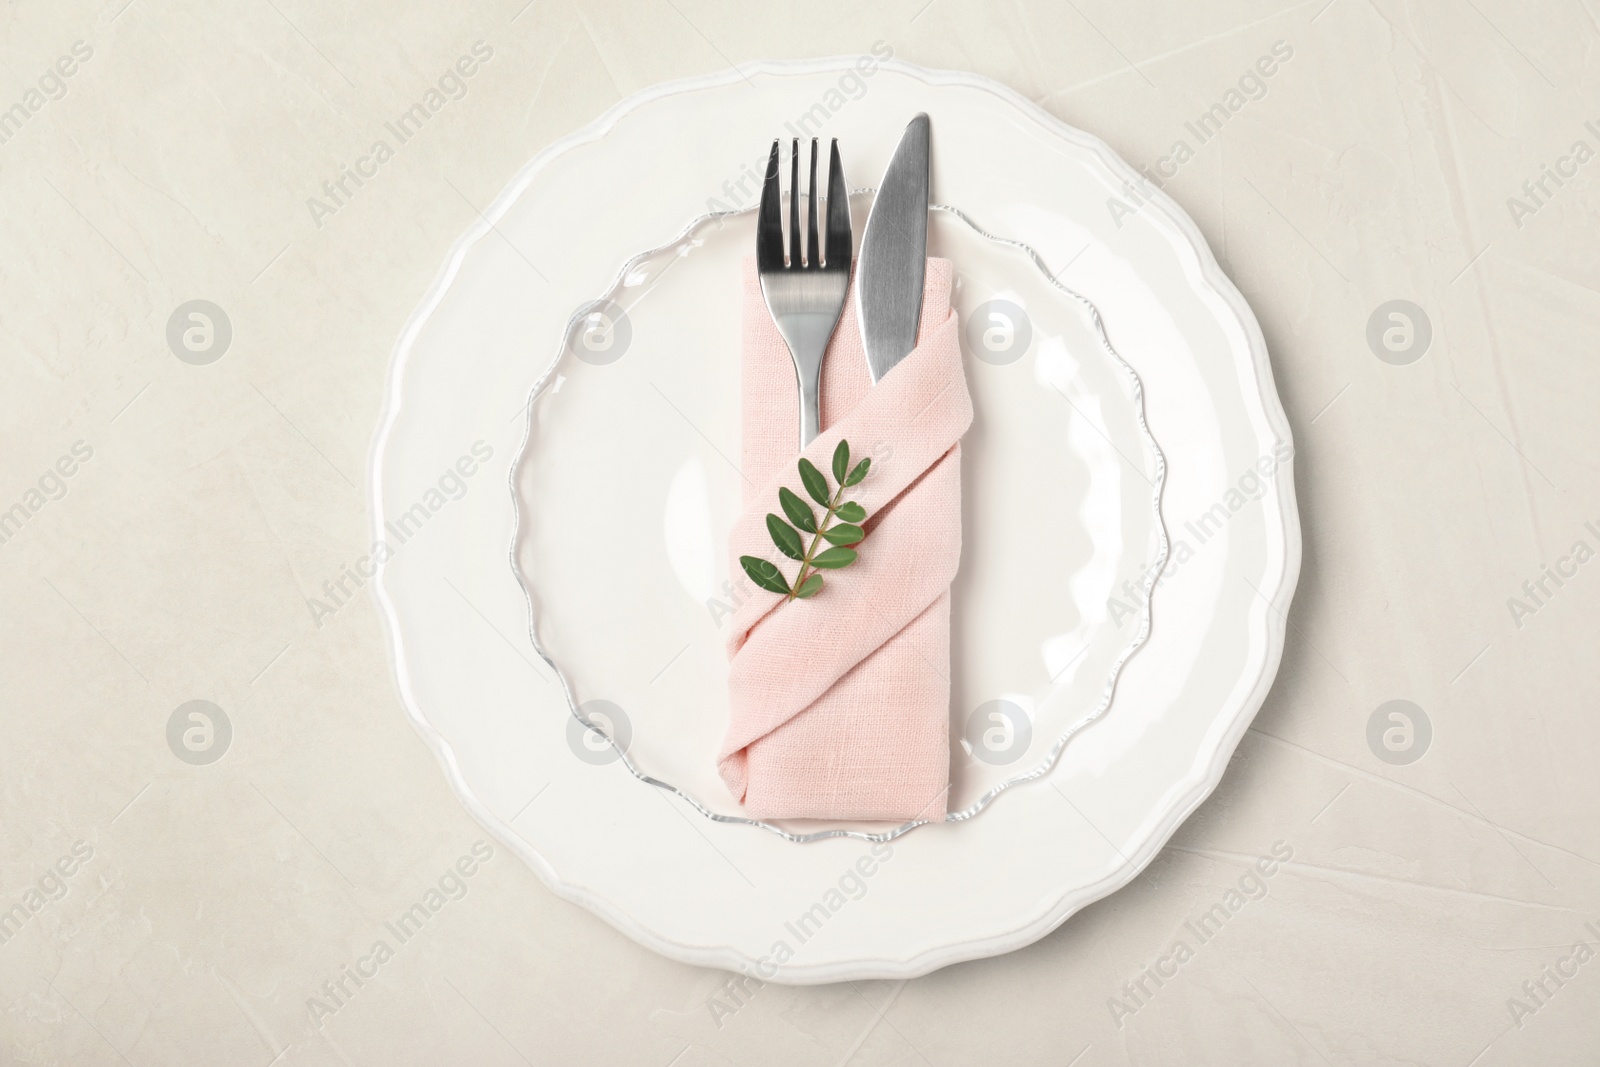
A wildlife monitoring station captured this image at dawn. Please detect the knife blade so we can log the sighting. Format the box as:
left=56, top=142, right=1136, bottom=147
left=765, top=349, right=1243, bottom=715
left=857, top=113, right=930, bottom=383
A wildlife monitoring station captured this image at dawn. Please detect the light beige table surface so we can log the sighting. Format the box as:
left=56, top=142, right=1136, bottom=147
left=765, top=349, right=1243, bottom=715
left=3, top=0, right=1597, bottom=1063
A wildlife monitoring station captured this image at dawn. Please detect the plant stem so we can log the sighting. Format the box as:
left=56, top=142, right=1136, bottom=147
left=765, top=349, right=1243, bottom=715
left=785, top=482, right=847, bottom=602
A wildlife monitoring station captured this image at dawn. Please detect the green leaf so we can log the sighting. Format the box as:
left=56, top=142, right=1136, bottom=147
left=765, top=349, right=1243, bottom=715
left=845, top=457, right=870, bottom=487
left=794, top=574, right=824, bottom=599
left=811, top=546, right=858, bottom=570
left=739, top=555, right=790, bottom=595
left=778, top=487, right=816, bottom=533
left=797, top=458, right=830, bottom=505
left=832, top=440, right=850, bottom=484
left=836, top=501, right=866, bottom=523
left=766, top=514, right=804, bottom=559
left=821, top=523, right=864, bottom=546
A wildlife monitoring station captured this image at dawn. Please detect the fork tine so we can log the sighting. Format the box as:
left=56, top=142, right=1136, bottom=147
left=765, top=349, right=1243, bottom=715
left=825, top=138, right=851, bottom=271
left=756, top=139, right=783, bottom=273
left=788, top=139, right=800, bottom=268
left=806, top=139, right=819, bottom=269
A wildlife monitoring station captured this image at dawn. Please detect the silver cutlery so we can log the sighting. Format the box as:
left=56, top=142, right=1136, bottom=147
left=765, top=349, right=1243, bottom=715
left=756, top=137, right=853, bottom=449
left=857, top=114, right=930, bottom=383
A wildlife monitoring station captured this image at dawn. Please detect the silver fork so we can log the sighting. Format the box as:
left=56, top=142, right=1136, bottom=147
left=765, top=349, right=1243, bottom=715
left=756, top=137, right=852, bottom=449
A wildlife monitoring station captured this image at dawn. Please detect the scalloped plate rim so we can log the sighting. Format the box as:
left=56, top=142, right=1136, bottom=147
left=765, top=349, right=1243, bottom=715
left=366, top=55, right=1301, bottom=984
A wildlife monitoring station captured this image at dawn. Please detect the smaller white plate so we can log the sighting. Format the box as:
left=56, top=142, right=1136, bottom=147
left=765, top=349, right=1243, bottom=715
left=514, top=195, right=1166, bottom=832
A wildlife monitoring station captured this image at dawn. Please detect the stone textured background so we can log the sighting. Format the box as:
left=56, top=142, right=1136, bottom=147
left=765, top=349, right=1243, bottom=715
left=2, top=0, right=1597, bottom=1063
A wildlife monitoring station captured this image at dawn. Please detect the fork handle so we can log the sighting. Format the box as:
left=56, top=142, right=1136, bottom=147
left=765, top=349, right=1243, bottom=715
left=771, top=309, right=840, bottom=450
left=798, top=368, right=821, bottom=449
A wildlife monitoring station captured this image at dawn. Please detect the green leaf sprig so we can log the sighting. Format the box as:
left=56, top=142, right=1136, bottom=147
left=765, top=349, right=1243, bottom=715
left=740, top=440, right=871, bottom=602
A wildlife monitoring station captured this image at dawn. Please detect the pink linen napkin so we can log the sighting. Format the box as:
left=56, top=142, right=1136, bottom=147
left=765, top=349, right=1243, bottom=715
left=717, top=257, right=972, bottom=821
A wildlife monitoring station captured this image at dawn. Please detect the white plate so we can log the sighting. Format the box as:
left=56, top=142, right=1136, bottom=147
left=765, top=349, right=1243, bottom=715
left=371, top=57, right=1300, bottom=982
left=513, top=196, right=1167, bottom=835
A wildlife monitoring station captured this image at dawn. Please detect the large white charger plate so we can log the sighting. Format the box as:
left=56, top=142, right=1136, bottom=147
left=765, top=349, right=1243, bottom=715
left=371, top=57, right=1300, bottom=982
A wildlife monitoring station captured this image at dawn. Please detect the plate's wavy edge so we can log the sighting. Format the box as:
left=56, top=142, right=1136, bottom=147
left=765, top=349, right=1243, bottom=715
left=367, top=56, right=1302, bottom=985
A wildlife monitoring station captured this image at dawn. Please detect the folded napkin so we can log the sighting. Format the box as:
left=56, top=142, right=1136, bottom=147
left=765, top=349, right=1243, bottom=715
left=717, top=257, right=972, bottom=821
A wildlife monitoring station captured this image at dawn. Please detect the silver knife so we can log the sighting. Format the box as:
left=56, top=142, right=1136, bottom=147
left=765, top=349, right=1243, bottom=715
left=857, top=114, right=930, bottom=383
